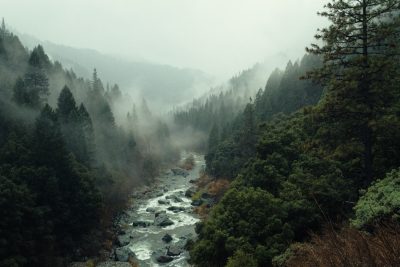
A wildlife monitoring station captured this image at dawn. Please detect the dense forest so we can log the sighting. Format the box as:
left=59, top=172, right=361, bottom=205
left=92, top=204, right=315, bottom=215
left=1, top=0, right=400, bottom=266
left=0, top=20, right=178, bottom=266
left=185, top=1, right=400, bottom=266
left=173, top=62, right=271, bottom=150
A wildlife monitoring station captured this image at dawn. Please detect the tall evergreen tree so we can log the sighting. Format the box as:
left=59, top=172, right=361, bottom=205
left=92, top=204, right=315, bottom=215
left=57, top=86, right=77, bottom=122
left=0, top=18, right=8, bottom=38
left=306, top=0, right=400, bottom=185
left=21, top=47, right=50, bottom=108
left=208, top=123, right=220, bottom=152
left=78, top=103, right=96, bottom=165
left=238, top=103, right=256, bottom=158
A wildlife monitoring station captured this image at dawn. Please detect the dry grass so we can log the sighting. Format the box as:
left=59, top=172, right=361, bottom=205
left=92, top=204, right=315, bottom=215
left=196, top=172, right=213, bottom=188
left=208, top=179, right=230, bottom=201
left=194, top=204, right=210, bottom=220
left=192, top=173, right=230, bottom=219
left=286, top=223, right=400, bottom=267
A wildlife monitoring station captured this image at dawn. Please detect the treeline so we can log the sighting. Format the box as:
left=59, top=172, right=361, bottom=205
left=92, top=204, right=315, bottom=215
left=0, top=22, right=177, bottom=266
left=173, top=62, right=270, bottom=150
left=189, top=1, right=400, bottom=267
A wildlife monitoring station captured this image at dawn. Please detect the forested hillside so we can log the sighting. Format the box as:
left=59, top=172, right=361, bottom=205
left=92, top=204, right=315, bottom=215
left=1, top=0, right=400, bottom=266
left=173, top=60, right=294, bottom=150
left=0, top=21, right=178, bottom=266
left=189, top=1, right=400, bottom=266
left=18, top=33, right=213, bottom=111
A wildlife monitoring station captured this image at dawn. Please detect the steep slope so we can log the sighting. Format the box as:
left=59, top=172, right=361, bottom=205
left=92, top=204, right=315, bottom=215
left=19, top=33, right=213, bottom=111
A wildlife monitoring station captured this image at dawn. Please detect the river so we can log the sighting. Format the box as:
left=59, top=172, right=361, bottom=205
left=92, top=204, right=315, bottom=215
left=113, top=152, right=205, bottom=267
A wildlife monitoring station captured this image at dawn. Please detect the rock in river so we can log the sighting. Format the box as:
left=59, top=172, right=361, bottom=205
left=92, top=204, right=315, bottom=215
left=97, top=262, right=132, bottom=267
left=167, top=206, right=186, bottom=213
left=146, top=207, right=156, bottom=213
left=166, top=194, right=183, bottom=203
left=162, top=233, right=173, bottom=243
left=171, top=167, right=189, bottom=177
left=185, top=187, right=196, bottom=198
left=158, top=199, right=170, bottom=205
left=167, top=245, right=183, bottom=256
left=191, top=199, right=203, bottom=206
left=117, top=235, right=130, bottom=247
left=154, top=213, right=174, bottom=227
left=115, top=246, right=135, bottom=262
left=132, top=220, right=150, bottom=227
left=156, top=255, right=174, bottom=263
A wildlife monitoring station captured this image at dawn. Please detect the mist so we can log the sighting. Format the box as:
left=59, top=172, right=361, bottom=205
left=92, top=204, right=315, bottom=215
left=2, top=0, right=327, bottom=80
left=3, top=0, right=400, bottom=266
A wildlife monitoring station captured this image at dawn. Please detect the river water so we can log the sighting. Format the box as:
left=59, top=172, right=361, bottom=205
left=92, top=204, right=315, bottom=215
left=115, top=152, right=204, bottom=267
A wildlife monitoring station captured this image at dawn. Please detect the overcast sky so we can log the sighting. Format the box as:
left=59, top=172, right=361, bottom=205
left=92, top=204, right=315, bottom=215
left=2, top=0, right=328, bottom=79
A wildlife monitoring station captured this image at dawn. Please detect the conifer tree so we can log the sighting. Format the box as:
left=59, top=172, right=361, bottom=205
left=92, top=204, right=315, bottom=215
left=208, top=123, right=220, bottom=152
left=57, top=86, right=77, bottom=122
left=307, top=0, right=400, bottom=184
left=22, top=47, right=50, bottom=108
left=0, top=18, right=8, bottom=38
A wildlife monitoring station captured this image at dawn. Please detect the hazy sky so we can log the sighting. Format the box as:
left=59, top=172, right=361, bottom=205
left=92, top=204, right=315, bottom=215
left=2, top=0, right=328, bottom=79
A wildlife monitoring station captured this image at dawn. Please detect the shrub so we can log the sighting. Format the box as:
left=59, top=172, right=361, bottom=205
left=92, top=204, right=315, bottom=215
left=352, top=168, right=400, bottom=228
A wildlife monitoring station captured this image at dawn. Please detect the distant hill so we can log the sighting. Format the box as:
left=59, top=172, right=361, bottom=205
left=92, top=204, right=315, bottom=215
left=19, top=33, right=213, bottom=111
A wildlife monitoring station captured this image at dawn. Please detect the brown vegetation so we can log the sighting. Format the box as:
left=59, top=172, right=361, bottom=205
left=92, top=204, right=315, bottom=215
left=208, top=179, right=230, bottom=201
left=286, top=223, right=400, bottom=267
left=193, top=172, right=231, bottom=219
left=196, top=171, right=213, bottom=188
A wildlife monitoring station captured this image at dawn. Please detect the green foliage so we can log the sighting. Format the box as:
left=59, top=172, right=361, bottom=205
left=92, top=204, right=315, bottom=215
left=306, top=0, right=400, bottom=185
left=226, top=250, right=258, bottom=267
left=353, top=169, right=400, bottom=228
left=0, top=175, right=36, bottom=267
left=191, top=187, right=292, bottom=266
left=0, top=26, right=172, bottom=266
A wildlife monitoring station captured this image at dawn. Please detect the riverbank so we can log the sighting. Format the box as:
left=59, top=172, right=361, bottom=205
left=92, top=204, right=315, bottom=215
left=72, top=152, right=205, bottom=267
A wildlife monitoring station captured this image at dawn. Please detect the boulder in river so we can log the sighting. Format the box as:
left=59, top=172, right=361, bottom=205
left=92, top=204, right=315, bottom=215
left=117, top=235, right=130, bottom=247
left=156, top=255, right=174, bottom=263
left=154, top=213, right=174, bottom=227
left=146, top=207, right=156, bottom=213
left=132, top=220, right=150, bottom=227
left=173, top=196, right=183, bottom=203
left=185, top=187, right=196, bottom=198
left=115, top=246, right=135, bottom=262
left=191, top=199, right=203, bottom=206
left=171, top=168, right=189, bottom=177
left=97, top=262, right=132, bottom=267
left=162, top=233, right=173, bottom=243
left=167, top=206, right=186, bottom=213
left=166, top=194, right=183, bottom=202
left=155, top=210, right=166, bottom=217
left=167, top=245, right=183, bottom=256
left=158, top=199, right=170, bottom=205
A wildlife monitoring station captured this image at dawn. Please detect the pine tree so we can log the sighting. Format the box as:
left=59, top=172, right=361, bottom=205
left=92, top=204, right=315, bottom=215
left=78, top=103, right=96, bottom=165
left=0, top=18, right=8, bottom=38
left=33, top=104, right=68, bottom=170
left=57, top=86, right=77, bottom=122
left=141, top=98, right=152, bottom=119
left=208, top=123, right=220, bottom=152
left=91, top=68, right=104, bottom=93
left=22, top=47, right=50, bottom=108
left=12, top=77, right=27, bottom=105
left=307, top=0, right=400, bottom=184
left=239, top=103, right=256, bottom=158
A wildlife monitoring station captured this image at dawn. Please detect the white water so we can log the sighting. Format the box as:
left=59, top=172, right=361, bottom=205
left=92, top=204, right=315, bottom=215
left=116, top=153, right=205, bottom=267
